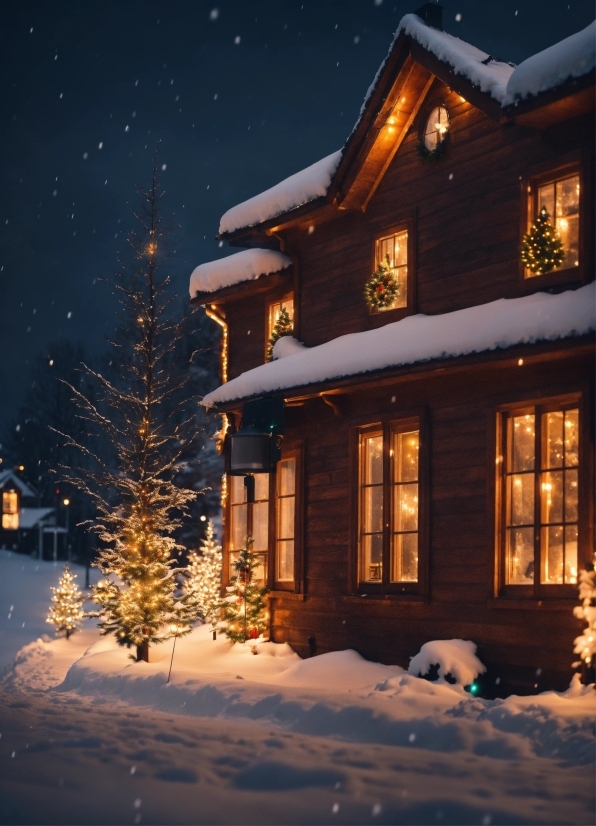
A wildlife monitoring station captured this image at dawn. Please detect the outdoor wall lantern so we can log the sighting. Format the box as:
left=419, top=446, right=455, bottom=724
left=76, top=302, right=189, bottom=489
left=228, top=397, right=284, bottom=502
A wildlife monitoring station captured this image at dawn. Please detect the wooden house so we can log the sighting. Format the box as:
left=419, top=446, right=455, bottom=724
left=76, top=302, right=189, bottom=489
left=0, top=469, right=55, bottom=554
left=190, top=7, right=595, bottom=695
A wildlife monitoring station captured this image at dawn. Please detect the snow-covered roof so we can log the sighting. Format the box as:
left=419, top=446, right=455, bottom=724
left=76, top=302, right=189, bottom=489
left=202, top=282, right=595, bottom=407
left=503, top=21, right=596, bottom=106
left=399, top=13, right=514, bottom=102
left=218, top=150, right=343, bottom=236
left=189, top=248, right=292, bottom=297
left=0, top=471, right=36, bottom=498
left=19, top=507, right=54, bottom=529
left=214, top=16, right=593, bottom=239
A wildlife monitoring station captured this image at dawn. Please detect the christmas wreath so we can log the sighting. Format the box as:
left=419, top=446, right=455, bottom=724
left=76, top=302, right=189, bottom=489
left=416, top=129, right=450, bottom=162
left=364, top=255, right=400, bottom=311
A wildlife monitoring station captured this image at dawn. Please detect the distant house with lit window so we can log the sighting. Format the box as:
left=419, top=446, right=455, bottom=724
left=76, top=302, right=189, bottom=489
left=0, top=470, right=55, bottom=554
left=189, top=6, right=595, bottom=694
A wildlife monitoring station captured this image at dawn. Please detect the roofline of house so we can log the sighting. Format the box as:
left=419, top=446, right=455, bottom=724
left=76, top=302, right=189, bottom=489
left=203, top=334, right=594, bottom=414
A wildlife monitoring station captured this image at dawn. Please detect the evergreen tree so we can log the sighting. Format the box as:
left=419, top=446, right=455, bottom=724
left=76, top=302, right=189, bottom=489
left=47, top=565, right=84, bottom=639
left=186, top=520, right=222, bottom=627
left=521, top=206, right=565, bottom=274
left=573, top=561, right=596, bottom=681
left=267, top=307, right=293, bottom=361
left=57, top=162, right=204, bottom=662
left=220, top=536, right=268, bottom=644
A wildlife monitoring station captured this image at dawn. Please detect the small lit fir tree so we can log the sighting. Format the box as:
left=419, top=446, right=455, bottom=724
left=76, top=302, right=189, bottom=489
left=46, top=565, right=84, bottom=639
left=521, top=206, right=565, bottom=275
left=219, top=535, right=268, bottom=644
left=185, top=519, right=222, bottom=628
left=573, top=559, right=596, bottom=683
left=364, top=255, right=400, bottom=311
left=57, top=162, right=204, bottom=662
left=267, top=307, right=293, bottom=361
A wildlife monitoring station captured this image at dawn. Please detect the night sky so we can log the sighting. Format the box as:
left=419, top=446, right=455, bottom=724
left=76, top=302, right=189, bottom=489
left=1, top=0, right=593, bottom=425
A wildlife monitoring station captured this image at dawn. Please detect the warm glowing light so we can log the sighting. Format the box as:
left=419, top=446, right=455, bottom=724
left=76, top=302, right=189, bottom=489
left=63, top=498, right=70, bottom=506
left=518, top=358, right=524, bottom=366
left=18, top=465, right=24, bottom=471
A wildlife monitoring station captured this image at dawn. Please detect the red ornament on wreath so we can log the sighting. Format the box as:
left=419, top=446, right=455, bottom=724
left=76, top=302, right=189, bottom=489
left=365, top=255, right=400, bottom=311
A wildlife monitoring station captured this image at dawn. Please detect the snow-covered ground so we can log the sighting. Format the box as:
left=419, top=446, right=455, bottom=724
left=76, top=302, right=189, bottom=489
left=1, top=551, right=594, bottom=825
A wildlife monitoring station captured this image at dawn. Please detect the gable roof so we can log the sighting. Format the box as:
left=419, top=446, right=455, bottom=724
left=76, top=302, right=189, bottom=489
left=0, top=470, right=36, bottom=498
left=202, top=282, right=595, bottom=408
left=216, top=16, right=594, bottom=241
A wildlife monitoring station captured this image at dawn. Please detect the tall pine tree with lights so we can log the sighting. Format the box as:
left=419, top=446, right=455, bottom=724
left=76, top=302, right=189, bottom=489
left=47, top=565, right=84, bottom=639
left=57, top=162, right=204, bottom=662
left=267, top=307, right=293, bottom=361
left=521, top=206, right=565, bottom=274
left=186, top=519, right=222, bottom=628
left=220, top=536, right=269, bottom=644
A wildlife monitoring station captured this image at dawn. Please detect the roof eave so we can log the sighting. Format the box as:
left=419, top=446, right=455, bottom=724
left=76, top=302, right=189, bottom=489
left=502, top=69, right=595, bottom=128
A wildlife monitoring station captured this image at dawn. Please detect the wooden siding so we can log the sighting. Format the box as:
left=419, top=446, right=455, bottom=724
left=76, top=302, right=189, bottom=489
left=268, top=348, right=594, bottom=695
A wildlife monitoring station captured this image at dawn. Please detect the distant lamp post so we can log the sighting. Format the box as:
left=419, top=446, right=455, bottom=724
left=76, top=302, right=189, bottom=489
left=228, top=397, right=284, bottom=503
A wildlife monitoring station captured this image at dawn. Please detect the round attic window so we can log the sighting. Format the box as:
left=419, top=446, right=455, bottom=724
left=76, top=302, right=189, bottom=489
left=423, top=106, right=449, bottom=150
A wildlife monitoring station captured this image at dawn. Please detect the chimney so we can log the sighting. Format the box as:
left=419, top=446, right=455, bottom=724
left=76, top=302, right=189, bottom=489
left=414, top=2, right=443, bottom=30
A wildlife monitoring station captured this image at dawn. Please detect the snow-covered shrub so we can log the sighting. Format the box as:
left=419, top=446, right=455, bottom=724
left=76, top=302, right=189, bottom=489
left=408, top=639, right=485, bottom=687
left=573, top=562, right=596, bottom=679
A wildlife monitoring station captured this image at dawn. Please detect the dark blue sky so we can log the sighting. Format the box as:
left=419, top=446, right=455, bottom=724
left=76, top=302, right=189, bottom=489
left=0, top=0, right=593, bottom=423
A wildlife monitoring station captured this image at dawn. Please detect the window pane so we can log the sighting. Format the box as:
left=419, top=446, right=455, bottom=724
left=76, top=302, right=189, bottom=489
left=279, top=458, right=296, bottom=496
left=510, top=415, right=535, bottom=471
left=253, top=553, right=267, bottom=585
left=541, top=470, right=563, bottom=524
left=543, top=411, right=564, bottom=469
left=555, top=175, right=580, bottom=269
left=394, top=430, right=419, bottom=482
left=230, top=504, right=247, bottom=551
left=424, top=106, right=448, bottom=151
left=276, top=540, right=294, bottom=582
left=254, top=473, right=269, bottom=502
left=252, top=501, right=269, bottom=551
left=564, top=409, right=579, bottom=466
left=364, top=485, right=383, bottom=533
left=394, top=483, right=418, bottom=532
left=565, top=525, right=578, bottom=584
left=537, top=182, right=555, bottom=220
left=361, top=533, right=383, bottom=582
left=391, top=533, right=417, bottom=582
left=2, top=513, right=19, bottom=530
left=278, top=495, right=295, bottom=540
left=564, top=468, right=578, bottom=523
left=230, top=475, right=246, bottom=505
left=506, top=527, right=534, bottom=584
left=364, top=435, right=383, bottom=485
left=509, top=473, right=535, bottom=526
left=541, top=525, right=564, bottom=584
left=375, top=232, right=408, bottom=311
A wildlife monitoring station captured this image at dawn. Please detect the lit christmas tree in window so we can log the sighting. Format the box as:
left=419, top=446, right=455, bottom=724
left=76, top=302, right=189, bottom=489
left=46, top=565, right=84, bottom=640
left=521, top=206, right=565, bottom=275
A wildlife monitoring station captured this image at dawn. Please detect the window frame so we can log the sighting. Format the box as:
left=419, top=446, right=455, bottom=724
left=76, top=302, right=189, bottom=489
left=369, top=216, right=417, bottom=323
left=350, top=412, right=429, bottom=598
left=265, top=292, right=294, bottom=362
left=494, top=391, right=591, bottom=600
left=519, top=154, right=591, bottom=291
left=271, top=444, right=304, bottom=593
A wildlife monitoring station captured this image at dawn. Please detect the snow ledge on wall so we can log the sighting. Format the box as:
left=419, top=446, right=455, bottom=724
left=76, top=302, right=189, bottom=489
left=202, top=282, right=595, bottom=407
left=189, top=248, right=292, bottom=297
left=218, top=150, right=343, bottom=236
left=503, top=21, right=596, bottom=106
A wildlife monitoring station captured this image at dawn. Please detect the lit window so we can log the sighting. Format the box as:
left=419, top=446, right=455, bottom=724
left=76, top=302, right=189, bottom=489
left=424, top=105, right=449, bottom=151
left=528, top=174, right=580, bottom=277
left=228, top=474, right=269, bottom=584
left=2, top=513, right=19, bottom=530
left=267, top=296, right=294, bottom=359
left=2, top=491, right=18, bottom=515
left=275, top=457, right=296, bottom=583
left=375, top=231, right=408, bottom=311
left=502, top=406, right=579, bottom=587
left=358, top=422, right=421, bottom=587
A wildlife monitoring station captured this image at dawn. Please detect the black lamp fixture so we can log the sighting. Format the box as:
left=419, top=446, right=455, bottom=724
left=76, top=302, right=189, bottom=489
left=228, top=397, right=284, bottom=502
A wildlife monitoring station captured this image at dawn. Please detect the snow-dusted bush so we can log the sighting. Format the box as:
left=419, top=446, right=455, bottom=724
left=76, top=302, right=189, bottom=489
left=408, top=639, right=485, bottom=686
